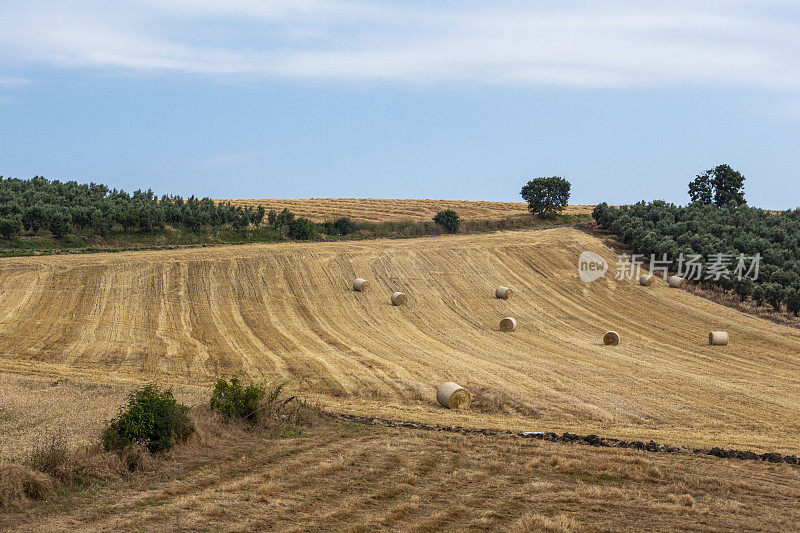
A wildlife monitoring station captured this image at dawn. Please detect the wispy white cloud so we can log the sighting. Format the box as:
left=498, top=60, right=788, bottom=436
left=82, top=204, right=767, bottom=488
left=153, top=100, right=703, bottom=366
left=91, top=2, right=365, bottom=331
left=0, top=1, right=798, bottom=89
left=0, top=76, right=29, bottom=104
left=0, top=77, right=30, bottom=88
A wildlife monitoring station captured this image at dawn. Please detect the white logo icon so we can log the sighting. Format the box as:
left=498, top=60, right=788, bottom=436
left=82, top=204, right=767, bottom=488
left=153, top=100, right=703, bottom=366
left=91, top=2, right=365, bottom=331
left=578, top=251, right=608, bottom=282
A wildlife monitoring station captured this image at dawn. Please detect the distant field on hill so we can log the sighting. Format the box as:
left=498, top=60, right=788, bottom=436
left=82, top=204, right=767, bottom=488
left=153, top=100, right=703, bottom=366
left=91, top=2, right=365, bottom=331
left=218, top=198, right=596, bottom=222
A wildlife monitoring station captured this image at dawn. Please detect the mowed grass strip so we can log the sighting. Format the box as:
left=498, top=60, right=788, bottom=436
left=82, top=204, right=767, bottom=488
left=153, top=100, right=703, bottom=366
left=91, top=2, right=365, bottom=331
left=3, top=415, right=800, bottom=532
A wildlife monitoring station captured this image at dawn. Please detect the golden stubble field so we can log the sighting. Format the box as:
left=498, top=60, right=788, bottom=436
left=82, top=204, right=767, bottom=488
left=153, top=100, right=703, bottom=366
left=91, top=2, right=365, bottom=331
left=1, top=226, right=800, bottom=456
left=6, top=410, right=800, bottom=532
left=218, top=197, right=596, bottom=222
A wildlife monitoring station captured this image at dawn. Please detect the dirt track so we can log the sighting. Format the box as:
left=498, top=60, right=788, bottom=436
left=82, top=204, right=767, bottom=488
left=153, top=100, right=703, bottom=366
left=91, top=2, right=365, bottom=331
left=2, top=227, right=800, bottom=452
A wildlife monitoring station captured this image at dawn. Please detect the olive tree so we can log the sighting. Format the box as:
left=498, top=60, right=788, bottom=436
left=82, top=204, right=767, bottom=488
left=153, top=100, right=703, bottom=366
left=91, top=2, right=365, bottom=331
left=520, top=177, right=571, bottom=218
left=433, top=209, right=461, bottom=233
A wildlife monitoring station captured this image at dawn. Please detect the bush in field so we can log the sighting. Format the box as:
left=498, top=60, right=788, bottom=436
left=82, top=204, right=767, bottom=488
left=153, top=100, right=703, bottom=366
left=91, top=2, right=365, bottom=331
left=288, top=217, right=315, bottom=240
left=521, top=177, right=571, bottom=218
left=102, top=384, right=194, bottom=453
left=322, top=217, right=356, bottom=236
left=333, top=217, right=356, bottom=235
left=210, top=377, right=265, bottom=424
left=273, top=208, right=295, bottom=230
left=433, top=209, right=461, bottom=233
left=210, top=378, right=315, bottom=437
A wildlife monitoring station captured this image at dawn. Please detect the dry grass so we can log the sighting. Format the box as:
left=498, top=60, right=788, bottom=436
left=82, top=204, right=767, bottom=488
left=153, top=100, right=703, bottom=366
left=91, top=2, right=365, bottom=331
left=0, top=463, right=54, bottom=509
left=685, top=282, right=800, bottom=329
left=0, top=374, right=207, bottom=462
left=4, top=414, right=800, bottom=531
left=217, top=197, right=597, bottom=222
left=25, top=434, right=143, bottom=484
left=2, top=227, right=800, bottom=454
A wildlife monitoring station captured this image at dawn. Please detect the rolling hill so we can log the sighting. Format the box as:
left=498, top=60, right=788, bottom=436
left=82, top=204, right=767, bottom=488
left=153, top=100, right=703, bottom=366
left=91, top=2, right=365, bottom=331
left=1, top=226, right=799, bottom=453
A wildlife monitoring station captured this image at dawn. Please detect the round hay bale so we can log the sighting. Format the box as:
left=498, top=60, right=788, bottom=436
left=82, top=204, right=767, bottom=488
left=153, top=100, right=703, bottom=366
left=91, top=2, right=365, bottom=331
left=499, top=317, right=517, bottom=332
left=391, top=292, right=407, bottom=306
left=603, top=331, right=620, bottom=346
left=495, top=286, right=513, bottom=300
left=709, top=331, right=729, bottom=346
left=668, top=276, right=686, bottom=289
left=353, top=278, right=369, bottom=292
left=639, top=274, right=654, bottom=286
left=436, top=382, right=472, bottom=409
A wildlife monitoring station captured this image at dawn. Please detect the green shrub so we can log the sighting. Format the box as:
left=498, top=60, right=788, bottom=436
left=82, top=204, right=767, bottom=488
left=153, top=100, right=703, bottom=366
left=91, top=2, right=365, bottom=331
left=733, top=276, right=754, bottom=302
left=261, top=381, right=314, bottom=436
left=321, top=217, right=356, bottom=236
left=287, top=217, right=316, bottom=240
left=210, top=377, right=265, bottom=423
left=21, top=204, right=48, bottom=234
left=210, top=378, right=315, bottom=436
left=763, top=282, right=786, bottom=312
left=102, top=384, right=194, bottom=453
left=752, top=285, right=765, bottom=306
left=786, top=287, right=800, bottom=316
left=273, top=208, right=295, bottom=230
left=433, top=209, right=461, bottom=233
left=0, top=216, right=22, bottom=239
left=333, top=217, right=356, bottom=235
left=48, top=211, right=73, bottom=238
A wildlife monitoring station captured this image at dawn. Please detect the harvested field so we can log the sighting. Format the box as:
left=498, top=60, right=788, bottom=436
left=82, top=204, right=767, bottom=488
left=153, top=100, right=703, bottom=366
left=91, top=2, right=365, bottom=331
left=0, top=374, right=207, bottom=462
left=4, top=413, right=800, bottom=532
left=2, top=227, right=800, bottom=454
left=217, top=197, right=596, bottom=222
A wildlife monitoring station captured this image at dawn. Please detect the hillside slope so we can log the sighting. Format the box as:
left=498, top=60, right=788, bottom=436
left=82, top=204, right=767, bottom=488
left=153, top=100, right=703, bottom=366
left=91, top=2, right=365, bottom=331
left=1, top=227, right=800, bottom=452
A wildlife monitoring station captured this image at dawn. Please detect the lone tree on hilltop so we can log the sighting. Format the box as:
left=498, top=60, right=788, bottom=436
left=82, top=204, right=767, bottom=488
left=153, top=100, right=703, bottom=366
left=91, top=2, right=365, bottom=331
left=521, top=176, right=571, bottom=218
left=688, top=164, right=746, bottom=207
left=433, top=209, right=461, bottom=233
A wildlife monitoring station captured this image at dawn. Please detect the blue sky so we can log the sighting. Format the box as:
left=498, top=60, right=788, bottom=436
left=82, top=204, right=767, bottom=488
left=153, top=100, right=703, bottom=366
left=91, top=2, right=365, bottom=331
left=1, top=1, right=799, bottom=208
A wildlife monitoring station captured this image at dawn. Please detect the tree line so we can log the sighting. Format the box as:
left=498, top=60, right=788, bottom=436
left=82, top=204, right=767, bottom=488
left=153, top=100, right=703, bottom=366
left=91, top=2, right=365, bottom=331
left=0, top=176, right=269, bottom=239
left=593, top=165, right=800, bottom=315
